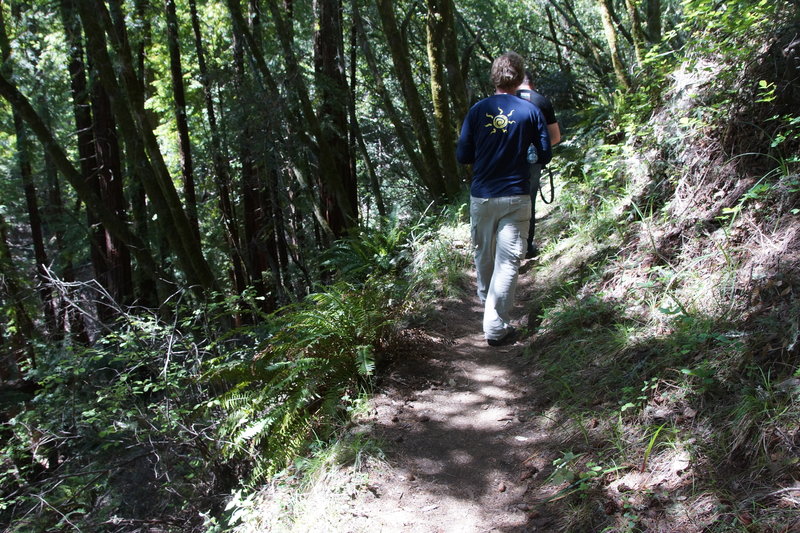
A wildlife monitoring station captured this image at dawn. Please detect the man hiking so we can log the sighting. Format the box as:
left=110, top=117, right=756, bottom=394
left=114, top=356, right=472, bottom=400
left=456, top=52, right=552, bottom=346
left=516, top=70, right=562, bottom=259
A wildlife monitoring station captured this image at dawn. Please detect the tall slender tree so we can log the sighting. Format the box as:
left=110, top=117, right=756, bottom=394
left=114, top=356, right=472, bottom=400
left=188, top=0, right=247, bottom=297
left=265, top=0, right=358, bottom=236
left=425, top=0, right=459, bottom=194
left=598, top=0, right=632, bottom=89
left=165, top=0, right=201, bottom=240
left=1, top=5, right=57, bottom=333
left=77, top=0, right=217, bottom=292
left=375, top=0, right=456, bottom=202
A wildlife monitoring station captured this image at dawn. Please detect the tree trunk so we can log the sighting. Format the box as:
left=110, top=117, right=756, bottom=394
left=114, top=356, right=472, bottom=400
left=547, top=0, right=610, bottom=81
left=352, top=0, right=427, bottom=187
left=0, top=7, right=57, bottom=335
left=625, top=0, right=647, bottom=67
left=598, top=0, right=631, bottom=90
left=425, top=0, right=460, bottom=199
left=226, top=0, right=335, bottom=239
left=265, top=0, right=357, bottom=237
left=165, top=0, right=201, bottom=240
left=545, top=7, right=569, bottom=75
left=439, top=0, right=468, bottom=142
left=78, top=0, right=217, bottom=293
left=130, top=0, right=160, bottom=308
left=375, top=0, right=449, bottom=202
left=230, top=17, right=277, bottom=312
left=313, top=0, right=358, bottom=236
left=645, top=0, right=661, bottom=43
left=348, top=12, right=385, bottom=220
left=0, top=73, right=161, bottom=291
left=91, top=80, right=134, bottom=316
left=188, top=0, right=247, bottom=297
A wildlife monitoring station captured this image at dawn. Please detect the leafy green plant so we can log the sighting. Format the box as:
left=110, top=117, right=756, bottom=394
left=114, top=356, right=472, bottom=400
left=208, top=276, right=398, bottom=485
left=640, top=423, right=667, bottom=472
left=0, top=307, right=226, bottom=531
left=322, top=219, right=414, bottom=282
left=546, top=451, right=626, bottom=501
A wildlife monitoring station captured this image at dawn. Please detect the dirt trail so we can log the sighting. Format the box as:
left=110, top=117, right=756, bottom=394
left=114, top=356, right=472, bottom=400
left=346, top=263, right=562, bottom=532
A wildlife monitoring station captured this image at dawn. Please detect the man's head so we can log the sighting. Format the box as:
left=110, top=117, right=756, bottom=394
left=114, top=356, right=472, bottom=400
left=491, top=52, right=525, bottom=92
left=518, top=70, right=535, bottom=90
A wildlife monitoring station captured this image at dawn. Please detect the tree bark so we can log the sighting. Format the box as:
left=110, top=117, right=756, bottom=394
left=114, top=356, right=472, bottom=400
left=598, top=0, right=631, bottom=90
left=313, top=0, right=358, bottom=236
left=265, top=0, right=357, bottom=236
left=375, top=0, right=449, bottom=202
left=0, top=73, right=161, bottom=288
left=165, top=0, right=201, bottom=240
left=0, top=212, right=37, bottom=378
left=226, top=0, right=334, bottom=239
left=425, top=0, right=460, bottom=199
left=78, top=0, right=217, bottom=293
left=439, top=0, right=467, bottom=130
left=625, top=0, right=647, bottom=67
left=352, top=0, right=427, bottom=186
left=545, top=7, right=568, bottom=75
left=230, top=12, right=278, bottom=312
left=547, top=0, right=610, bottom=82
left=188, top=0, right=247, bottom=297
left=129, top=0, right=160, bottom=308
left=645, top=0, right=661, bottom=44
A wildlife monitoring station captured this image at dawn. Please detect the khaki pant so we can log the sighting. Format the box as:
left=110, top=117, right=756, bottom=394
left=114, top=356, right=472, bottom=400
left=470, top=195, right=530, bottom=340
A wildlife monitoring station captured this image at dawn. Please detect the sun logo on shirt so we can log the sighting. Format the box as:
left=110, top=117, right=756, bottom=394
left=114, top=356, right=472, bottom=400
left=485, top=107, right=515, bottom=134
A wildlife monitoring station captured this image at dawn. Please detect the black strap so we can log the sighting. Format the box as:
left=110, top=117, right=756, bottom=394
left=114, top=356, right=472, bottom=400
left=539, top=166, right=555, bottom=204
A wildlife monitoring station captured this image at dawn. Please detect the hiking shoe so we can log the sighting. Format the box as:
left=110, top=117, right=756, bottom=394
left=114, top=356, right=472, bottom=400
left=525, top=243, right=539, bottom=259
left=487, top=327, right=517, bottom=347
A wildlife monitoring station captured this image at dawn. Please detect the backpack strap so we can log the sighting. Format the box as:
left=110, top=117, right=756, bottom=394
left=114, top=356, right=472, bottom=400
left=539, top=166, right=555, bottom=204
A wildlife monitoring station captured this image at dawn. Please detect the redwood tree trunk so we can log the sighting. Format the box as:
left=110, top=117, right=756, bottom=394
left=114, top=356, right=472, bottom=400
left=232, top=22, right=277, bottom=313
left=89, top=68, right=133, bottom=317
left=189, top=0, right=247, bottom=297
left=78, top=0, right=217, bottom=293
left=314, top=0, right=357, bottom=236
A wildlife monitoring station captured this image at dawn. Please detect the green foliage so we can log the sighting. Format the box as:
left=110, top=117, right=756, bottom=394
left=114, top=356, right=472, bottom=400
left=546, top=451, right=626, bottom=500
left=322, top=218, right=414, bottom=282
left=208, top=275, right=399, bottom=485
left=0, top=308, right=226, bottom=531
left=681, top=0, right=780, bottom=49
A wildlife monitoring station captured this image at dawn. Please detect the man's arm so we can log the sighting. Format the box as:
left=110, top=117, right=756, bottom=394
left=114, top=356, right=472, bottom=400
left=537, top=112, right=552, bottom=166
left=547, top=122, right=561, bottom=146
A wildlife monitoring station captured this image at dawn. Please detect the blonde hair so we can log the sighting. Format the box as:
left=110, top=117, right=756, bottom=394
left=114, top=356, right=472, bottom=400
left=490, top=52, right=525, bottom=90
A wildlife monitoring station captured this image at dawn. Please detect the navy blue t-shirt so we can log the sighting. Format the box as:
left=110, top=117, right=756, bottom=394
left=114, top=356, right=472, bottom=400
left=456, top=94, right=551, bottom=198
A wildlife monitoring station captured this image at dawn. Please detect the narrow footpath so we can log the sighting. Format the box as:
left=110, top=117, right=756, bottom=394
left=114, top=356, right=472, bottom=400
left=342, top=259, right=564, bottom=532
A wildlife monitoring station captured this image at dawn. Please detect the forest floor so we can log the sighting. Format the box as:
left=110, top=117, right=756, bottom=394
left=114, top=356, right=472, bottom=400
left=249, top=203, right=569, bottom=532
left=339, top=263, right=563, bottom=532
left=252, top=203, right=591, bottom=532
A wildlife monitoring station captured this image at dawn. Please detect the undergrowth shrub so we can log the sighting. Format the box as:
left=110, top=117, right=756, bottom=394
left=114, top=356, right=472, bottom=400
left=1, top=308, right=230, bottom=531
left=207, top=276, right=400, bottom=485
left=1, top=207, right=465, bottom=529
